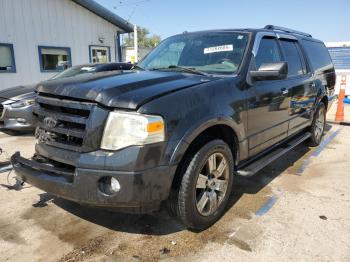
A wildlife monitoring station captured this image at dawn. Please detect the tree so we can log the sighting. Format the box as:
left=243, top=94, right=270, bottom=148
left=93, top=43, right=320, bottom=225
left=123, top=27, right=161, bottom=48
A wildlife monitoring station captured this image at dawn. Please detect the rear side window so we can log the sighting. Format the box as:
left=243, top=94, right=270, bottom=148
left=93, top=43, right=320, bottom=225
left=279, top=40, right=304, bottom=77
left=255, top=38, right=282, bottom=69
left=302, top=40, right=333, bottom=73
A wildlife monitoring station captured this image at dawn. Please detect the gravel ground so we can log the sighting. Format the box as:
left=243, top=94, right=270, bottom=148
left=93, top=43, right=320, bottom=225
left=0, top=124, right=349, bottom=262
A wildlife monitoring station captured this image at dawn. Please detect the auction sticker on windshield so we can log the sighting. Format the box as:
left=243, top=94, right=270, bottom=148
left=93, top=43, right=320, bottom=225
left=204, top=44, right=233, bottom=54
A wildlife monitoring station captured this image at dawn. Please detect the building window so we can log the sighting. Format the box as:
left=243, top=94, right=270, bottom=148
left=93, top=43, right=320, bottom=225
left=0, top=43, right=16, bottom=73
left=89, top=45, right=110, bottom=63
left=38, top=46, right=72, bottom=72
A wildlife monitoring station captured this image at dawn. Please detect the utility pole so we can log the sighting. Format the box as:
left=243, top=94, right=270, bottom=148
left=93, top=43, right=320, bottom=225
left=134, top=24, right=138, bottom=62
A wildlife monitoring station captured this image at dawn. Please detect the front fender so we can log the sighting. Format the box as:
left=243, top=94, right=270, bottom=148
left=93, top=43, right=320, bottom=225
left=137, top=77, right=248, bottom=167
left=169, top=115, right=247, bottom=166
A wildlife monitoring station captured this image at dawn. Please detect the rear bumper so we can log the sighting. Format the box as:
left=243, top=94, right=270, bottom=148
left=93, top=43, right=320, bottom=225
left=11, top=151, right=177, bottom=213
left=0, top=104, right=37, bottom=131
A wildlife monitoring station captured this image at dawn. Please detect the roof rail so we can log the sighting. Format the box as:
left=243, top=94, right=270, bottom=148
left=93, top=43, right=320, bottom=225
left=264, top=25, right=312, bottom=38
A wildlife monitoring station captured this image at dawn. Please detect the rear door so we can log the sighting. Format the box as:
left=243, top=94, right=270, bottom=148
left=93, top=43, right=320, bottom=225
left=247, top=34, right=290, bottom=156
left=277, top=36, right=316, bottom=136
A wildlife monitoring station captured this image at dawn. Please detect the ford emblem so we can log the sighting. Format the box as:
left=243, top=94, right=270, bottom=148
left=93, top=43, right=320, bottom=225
left=43, top=116, right=57, bottom=129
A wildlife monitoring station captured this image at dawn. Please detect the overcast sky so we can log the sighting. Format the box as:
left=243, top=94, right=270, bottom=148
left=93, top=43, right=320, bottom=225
left=96, top=0, right=348, bottom=42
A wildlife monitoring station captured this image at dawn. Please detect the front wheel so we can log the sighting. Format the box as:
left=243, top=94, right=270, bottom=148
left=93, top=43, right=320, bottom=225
left=174, top=139, right=234, bottom=230
left=308, top=102, right=326, bottom=147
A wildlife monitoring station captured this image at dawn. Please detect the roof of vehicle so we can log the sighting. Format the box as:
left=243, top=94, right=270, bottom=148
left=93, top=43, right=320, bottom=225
left=180, top=25, right=322, bottom=43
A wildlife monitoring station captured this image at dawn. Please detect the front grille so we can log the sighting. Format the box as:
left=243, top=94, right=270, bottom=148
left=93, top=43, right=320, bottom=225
left=33, top=93, right=106, bottom=152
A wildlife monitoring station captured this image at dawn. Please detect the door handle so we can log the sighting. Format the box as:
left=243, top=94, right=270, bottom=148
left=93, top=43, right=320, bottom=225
left=281, top=88, right=288, bottom=95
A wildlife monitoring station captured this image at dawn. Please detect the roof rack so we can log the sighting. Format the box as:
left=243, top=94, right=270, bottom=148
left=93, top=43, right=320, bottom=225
left=264, top=25, right=312, bottom=38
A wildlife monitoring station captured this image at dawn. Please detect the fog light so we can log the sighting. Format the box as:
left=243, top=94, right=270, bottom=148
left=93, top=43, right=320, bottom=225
left=110, top=177, right=121, bottom=192
left=98, top=176, right=121, bottom=195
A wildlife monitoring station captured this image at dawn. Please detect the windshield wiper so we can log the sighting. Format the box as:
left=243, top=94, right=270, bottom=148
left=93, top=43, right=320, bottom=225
left=151, top=65, right=209, bottom=76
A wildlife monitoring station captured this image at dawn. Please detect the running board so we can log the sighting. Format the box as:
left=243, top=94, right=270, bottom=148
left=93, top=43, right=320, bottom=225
left=236, top=132, right=311, bottom=177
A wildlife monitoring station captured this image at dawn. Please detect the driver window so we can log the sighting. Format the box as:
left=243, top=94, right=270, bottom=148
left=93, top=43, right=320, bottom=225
left=255, top=37, right=282, bottom=69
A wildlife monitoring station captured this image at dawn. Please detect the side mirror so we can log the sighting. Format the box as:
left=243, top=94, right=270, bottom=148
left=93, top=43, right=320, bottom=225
left=250, top=62, right=288, bottom=81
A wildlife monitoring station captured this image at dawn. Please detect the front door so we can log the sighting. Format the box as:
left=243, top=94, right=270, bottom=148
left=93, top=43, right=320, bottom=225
left=247, top=35, right=290, bottom=156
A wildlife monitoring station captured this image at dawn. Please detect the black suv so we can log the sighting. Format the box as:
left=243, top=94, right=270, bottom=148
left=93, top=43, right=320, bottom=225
left=12, top=25, right=335, bottom=230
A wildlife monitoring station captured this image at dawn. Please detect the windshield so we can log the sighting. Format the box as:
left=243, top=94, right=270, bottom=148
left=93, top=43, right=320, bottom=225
left=51, top=66, right=97, bottom=80
left=139, top=32, right=249, bottom=74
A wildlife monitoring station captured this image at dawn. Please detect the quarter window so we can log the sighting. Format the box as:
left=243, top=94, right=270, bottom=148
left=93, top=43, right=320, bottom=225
left=255, top=37, right=282, bottom=69
left=38, top=46, right=71, bottom=72
left=279, top=40, right=304, bottom=77
left=302, top=40, right=333, bottom=74
left=89, top=46, right=110, bottom=63
left=0, top=43, right=16, bottom=73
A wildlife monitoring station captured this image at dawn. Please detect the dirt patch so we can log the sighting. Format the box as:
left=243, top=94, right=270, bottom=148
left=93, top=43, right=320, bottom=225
left=58, top=218, right=254, bottom=262
left=0, top=218, right=26, bottom=245
left=21, top=201, right=98, bottom=248
left=58, top=233, right=112, bottom=262
left=55, top=182, right=273, bottom=261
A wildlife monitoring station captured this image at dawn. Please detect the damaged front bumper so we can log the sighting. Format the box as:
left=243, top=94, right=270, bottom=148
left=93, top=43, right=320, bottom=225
left=11, top=147, right=177, bottom=213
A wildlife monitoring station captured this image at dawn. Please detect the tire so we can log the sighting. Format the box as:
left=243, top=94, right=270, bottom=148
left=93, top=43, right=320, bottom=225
left=174, top=139, right=234, bottom=230
left=308, top=102, right=326, bottom=147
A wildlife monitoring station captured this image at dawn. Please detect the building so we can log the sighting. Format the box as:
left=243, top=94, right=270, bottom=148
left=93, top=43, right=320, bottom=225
left=0, top=0, right=134, bottom=91
left=326, top=41, right=350, bottom=96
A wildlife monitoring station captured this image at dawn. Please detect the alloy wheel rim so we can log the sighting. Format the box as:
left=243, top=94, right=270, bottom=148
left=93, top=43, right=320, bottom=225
left=195, top=152, right=229, bottom=216
left=314, top=107, right=325, bottom=141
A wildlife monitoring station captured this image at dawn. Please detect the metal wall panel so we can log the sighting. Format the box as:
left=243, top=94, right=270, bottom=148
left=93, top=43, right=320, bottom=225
left=0, top=0, right=121, bottom=91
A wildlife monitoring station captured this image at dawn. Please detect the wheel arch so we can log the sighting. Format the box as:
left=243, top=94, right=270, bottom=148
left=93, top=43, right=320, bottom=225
left=169, top=118, right=242, bottom=190
left=315, top=83, right=328, bottom=110
left=320, top=95, right=328, bottom=110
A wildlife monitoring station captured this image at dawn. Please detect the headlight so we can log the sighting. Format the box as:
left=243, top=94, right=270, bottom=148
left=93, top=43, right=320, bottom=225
left=101, top=111, right=165, bottom=150
left=10, top=99, right=35, bottom=108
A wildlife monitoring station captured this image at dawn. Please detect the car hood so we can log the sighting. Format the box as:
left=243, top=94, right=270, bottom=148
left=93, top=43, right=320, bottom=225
left=36, top=70, right=217, bottom=109
left=0, top=85, right=36, bottom=103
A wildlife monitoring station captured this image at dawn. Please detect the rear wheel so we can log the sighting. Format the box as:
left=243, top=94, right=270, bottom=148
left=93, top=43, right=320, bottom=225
left=173, top=139, right=234, bottom=230
left=308, top=102, right=326, bottom=147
